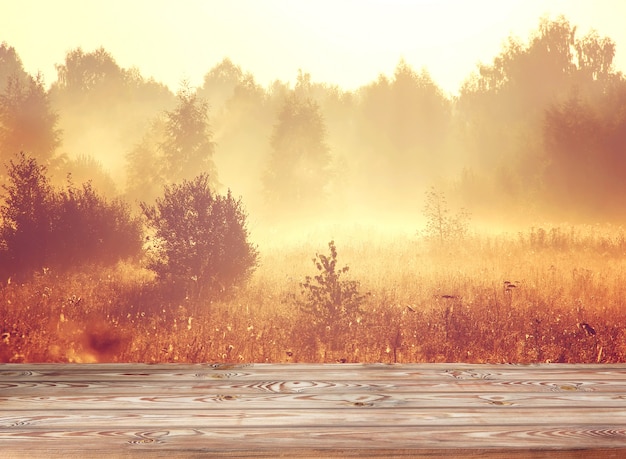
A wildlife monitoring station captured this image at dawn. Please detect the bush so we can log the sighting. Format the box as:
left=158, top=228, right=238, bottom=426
left=0, top=153, right=142, bottom=281
left=141, top=173, right=258, bottom=298
left=53, top=179, right=143, bottom=267
left=298, top=241, right=367, bottom=348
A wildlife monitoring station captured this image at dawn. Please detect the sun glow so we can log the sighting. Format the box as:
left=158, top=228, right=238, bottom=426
left=2, top=1, right=625, bottom=95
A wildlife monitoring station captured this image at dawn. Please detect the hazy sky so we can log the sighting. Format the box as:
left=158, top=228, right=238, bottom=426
left=2, top=0, right=625, bottom=96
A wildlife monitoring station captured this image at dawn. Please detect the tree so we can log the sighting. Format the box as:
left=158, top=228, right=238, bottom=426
left=197, top=58, right=245, bottom=112
left=353, top=60, right=452, bottom=210
left=299, top=240, right=366, bottom=326
left=159, top=84, right=217, bottom=185
left=54, top=47, right=125, bottom=95
left=264, top=75, right=331, bottom=216
left=125, top=116, right=167, bottom=204
left=141, top=173, right=258, bottom=298
left=0, top=42, right=29, bottom=90
left=454, top=16, right=621, bottom=217
left=126, top=84, right=218, bottom=204
left=421, top=187, right=470, bottom=245
left=298, top=240, right=367, bottom=352
left=0, top=153, right=55, bottom=279
left=51, top=47, right=174, bottom=191
left=62, top=153, right=118, bottom=197
left=0, top=74, right=61, bottom=165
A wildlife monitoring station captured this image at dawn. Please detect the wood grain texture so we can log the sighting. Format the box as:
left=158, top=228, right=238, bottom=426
left=2, top=363, right=626, bottom=457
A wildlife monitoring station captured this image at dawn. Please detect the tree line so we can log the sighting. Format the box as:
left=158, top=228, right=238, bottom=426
left=2, top=17, right=625, bottom=224
left=0, top=16, right=625, bottom=282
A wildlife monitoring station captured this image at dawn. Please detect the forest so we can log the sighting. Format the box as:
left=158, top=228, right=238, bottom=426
left=1, top=16, right=626, bottom=364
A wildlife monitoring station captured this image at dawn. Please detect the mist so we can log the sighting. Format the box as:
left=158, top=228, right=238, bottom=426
left=2, top=16, right=624, bottom=241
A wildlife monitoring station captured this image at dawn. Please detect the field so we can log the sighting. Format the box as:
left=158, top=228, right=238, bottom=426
left=2, top=223, right=626, bottom=364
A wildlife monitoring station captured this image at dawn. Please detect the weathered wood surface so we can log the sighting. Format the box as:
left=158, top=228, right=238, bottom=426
left=2, top=363, right=626, bottom=458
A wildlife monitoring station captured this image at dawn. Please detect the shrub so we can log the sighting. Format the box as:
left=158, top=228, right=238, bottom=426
left=141, top=173, right=259, bottom=298
left=421, top=186, right=471, bottom=245
left=53, top=179, right=143, bottom=267
left=0, top=153, right=142, bottom=281
left=298, top=240, right=367, bottom=340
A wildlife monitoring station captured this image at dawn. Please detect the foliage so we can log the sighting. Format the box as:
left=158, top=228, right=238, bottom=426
left=160, top=84, right=217, bottom=185
left=264, top=75, right=331, bottom=216
left=53, top=179, right=143, bottom=268
left=0, top=153, right=56, bottom=279
left=422, top=187, right=471, bottom=245
left=0, top=153, right=142, bottom=281
left=141, top=173, right=258, bottom=298
left=0, top=42, right=29, bottom=90
left=299, top=241, right=367, bottom=331
left=125, top=117, right=166, bottom=203
left=62, top=154, right=118, bottom=196
left=0, top=74, right=61, bottom=164
left=126, top=84, right=217, bottom=203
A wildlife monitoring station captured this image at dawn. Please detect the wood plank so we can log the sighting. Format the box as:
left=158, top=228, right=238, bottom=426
left=4, top=391, right=626, bottom=410
left=2, top=363, right=626, bottom=381
left=1, top=450, right=625, bottom=459
left=2, top=363, right=626, bottom=456
left=3, top=378, right=625, bottom=395
left=2, top=425, right=626, bottom=450
left=4, top=407, right=626, bottom=428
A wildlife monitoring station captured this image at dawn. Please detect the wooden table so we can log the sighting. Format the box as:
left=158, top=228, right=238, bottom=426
left=2, top=363, right=626, bottom=458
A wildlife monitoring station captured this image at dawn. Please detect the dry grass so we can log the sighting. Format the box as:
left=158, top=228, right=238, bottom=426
left=2, top=224, right=626, bottom=364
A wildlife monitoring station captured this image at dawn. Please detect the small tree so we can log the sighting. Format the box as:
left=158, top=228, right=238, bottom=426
left=299, top=241, right=367, bottom=351
left=422, top=187, right=470, bottom=245
left=141, top=173, right=258, bottom=298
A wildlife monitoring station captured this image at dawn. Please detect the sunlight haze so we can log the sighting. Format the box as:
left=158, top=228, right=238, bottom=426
left=3, top=0, right=625, bottom=95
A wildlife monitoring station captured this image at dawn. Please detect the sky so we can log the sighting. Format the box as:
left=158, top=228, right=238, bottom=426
left=2, top=0, right=626, bottom=96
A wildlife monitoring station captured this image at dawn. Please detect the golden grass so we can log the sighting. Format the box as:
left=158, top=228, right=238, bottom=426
left=2, top=224, right=626, bottom=363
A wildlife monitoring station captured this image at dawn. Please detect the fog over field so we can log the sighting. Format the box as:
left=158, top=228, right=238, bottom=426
left=1, top=6, right=626, bottom=363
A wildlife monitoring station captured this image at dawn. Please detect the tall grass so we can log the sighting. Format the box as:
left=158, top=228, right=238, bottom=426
left=2, top=224, right=626, bottom=363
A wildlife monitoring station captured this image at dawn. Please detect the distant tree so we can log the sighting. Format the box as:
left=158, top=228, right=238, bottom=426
left=63, top=154, right=118, bottom=196
left=141, top=173, right=258, bottom=298
left=159, top=84, right=217, bottom=185
left=53, top=47, right=126, bottom=97
left=264, top=74, right=332, bottom=216
left=206, top=70, right=270, bottom=215
left=51, top=47, right=174, bottom=191
left=542, top=85, right=626, bottom=216
left=125, top=116, right=166, bottom=204
left=197, top=58, right=245, bottom=112
left=455, top=16, right=622, bottom=217
left=354, top=60, right=451, bottom=208
left=0, top=42, right=29, bottom=90
left=421, top=187, right=470, bottom=245
left=0, top=74, right=61, bottom=165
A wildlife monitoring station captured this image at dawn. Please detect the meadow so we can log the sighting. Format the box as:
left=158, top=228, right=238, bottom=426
left=2, top=223, right=626, bottom=364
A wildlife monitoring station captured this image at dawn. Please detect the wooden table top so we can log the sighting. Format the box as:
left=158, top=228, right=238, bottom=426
left=2, top=363, right=626, bottom=458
